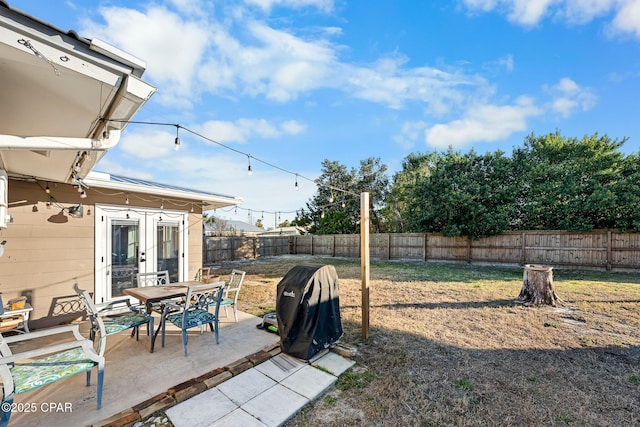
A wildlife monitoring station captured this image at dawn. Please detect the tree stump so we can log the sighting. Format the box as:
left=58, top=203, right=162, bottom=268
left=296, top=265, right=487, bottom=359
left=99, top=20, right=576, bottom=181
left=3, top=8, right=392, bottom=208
left=515, top=264, right=563, bottom=306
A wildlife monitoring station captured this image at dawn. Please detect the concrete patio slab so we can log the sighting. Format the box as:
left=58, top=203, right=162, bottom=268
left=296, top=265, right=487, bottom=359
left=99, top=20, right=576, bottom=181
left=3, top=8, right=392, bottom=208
left=312, top=350, right=356, bottom=376
left=210, top=408, right=269, bottom=427
left=280, top=364, right=337, bottom=400
left=254, top=353, right=305, bottom=382
left=8, top=310, right=279, bottom=427
left=240, top=383, right=309, bottom=427
left=217, top=368, right=277, bottom=405
left=166, top=388, right=236, bottom=427
left=164, top=350, right=355, bottom=427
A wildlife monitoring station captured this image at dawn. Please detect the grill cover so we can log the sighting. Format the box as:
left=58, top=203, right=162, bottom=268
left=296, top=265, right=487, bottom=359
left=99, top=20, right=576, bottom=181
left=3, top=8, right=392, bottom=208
left=276, top=264, right=343, bottom=360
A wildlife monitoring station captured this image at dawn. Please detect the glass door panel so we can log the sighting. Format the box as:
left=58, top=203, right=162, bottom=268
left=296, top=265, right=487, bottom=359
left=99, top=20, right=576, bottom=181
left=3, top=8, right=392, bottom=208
left=110, top=219, right=140, bottom=297
left=157, top=223, right=180, bottom=282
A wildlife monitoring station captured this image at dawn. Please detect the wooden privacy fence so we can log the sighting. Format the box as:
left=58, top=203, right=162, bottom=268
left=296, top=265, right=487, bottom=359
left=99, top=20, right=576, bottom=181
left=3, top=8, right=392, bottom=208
left=203, top=230, right=640, bottom=271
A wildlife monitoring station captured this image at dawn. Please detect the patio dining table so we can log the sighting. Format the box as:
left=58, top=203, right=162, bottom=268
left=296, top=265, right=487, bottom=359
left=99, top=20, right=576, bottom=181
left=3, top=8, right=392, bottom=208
left=124, top=280, right=214, bottom=352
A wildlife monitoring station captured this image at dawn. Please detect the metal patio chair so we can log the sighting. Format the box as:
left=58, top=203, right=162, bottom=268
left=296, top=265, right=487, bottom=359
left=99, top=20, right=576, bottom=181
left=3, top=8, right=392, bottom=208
left=75, top=285, right=153, bottom=356
left=0, top=324, right=104, bottom=426
left=220, top=269, right=246, bottom=322
left=160, top=282, right=224, bottom=356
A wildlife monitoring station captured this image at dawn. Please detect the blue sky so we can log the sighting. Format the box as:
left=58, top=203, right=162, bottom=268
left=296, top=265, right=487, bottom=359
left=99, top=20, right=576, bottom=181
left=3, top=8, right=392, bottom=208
left=13, top=0, right=640, bottom=226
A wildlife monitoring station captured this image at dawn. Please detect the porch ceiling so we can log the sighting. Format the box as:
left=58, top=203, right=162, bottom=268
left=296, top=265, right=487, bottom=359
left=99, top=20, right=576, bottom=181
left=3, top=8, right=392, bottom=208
left=0, top=2, right=156, bottom=184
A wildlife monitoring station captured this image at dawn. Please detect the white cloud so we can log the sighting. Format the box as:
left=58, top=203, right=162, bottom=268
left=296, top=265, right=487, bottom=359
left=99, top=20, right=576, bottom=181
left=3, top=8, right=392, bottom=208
left=281, top=120, right=307, bottom=134
left=610, top=0, right=640, bottom=38
left=81, top=6, right=210, bottom=107
left=105, top=149, right=316, bottom=223
left=196, top=118, right=306, bottom=143
left=82, top=3, right=489, bottom=113
left=462, top=0, right=640, bottom=39
left=243, top=0, right=334, bottom=13
left=393, top=120, right=427, bottom=150
left=343, top=55, right=487, bottom=113
left=118, top=128, right=178, bottom=159
left=545, top=77, right=597, bottom=117
left=562, top=0, right=614, bottom=23
left=509, top=0, right=556, bottom=26
left=424, top=96, right=542, bottom=148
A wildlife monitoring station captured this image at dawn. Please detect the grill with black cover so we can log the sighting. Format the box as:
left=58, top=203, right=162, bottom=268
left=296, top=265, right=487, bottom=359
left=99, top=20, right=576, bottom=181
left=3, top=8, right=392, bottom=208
left=276, top=264, right=343, bottom=360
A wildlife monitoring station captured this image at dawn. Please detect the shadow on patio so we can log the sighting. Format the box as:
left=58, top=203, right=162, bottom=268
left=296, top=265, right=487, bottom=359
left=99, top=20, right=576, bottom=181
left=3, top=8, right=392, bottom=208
left=9, top=310, right=280, bottom=426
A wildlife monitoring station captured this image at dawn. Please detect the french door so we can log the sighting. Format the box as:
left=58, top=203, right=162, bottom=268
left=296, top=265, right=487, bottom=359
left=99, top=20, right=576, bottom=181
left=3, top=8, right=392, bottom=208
left=95, top=205, right=188, bottom=303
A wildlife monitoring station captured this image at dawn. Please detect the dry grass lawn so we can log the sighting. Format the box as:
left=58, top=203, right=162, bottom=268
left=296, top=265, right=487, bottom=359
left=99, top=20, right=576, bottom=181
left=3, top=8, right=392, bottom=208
left=216, top=255, right=640, bottom=426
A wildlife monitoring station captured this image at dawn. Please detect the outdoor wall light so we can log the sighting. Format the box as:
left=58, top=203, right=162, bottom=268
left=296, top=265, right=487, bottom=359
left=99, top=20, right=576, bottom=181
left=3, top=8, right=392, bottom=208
left=68, top=204, right=83, bottom=218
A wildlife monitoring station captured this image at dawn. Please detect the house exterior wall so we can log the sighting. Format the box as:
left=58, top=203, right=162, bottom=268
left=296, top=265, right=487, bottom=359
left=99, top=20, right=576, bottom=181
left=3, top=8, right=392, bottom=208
left=0, top=178, right=203, bottom=329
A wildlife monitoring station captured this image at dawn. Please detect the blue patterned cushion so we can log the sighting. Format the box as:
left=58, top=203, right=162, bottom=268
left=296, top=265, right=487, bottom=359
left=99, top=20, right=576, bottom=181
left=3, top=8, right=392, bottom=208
left=220, top=299, right=234, bottom=306
left=167, top=309, right=216, bottom=329
left=9, top=348, right=97, bottom=396
left=103, top=312, right=149, bottom=335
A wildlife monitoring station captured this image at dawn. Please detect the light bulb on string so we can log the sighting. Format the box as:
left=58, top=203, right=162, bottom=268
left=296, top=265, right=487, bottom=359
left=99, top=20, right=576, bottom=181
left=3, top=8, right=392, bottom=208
left=125, top=194, right=129, bottom=205
left=174, top=125, right=181, bottom=151
left=294, top=174, right=299, bottom=191
left=247, top=155, right=253, bottom=176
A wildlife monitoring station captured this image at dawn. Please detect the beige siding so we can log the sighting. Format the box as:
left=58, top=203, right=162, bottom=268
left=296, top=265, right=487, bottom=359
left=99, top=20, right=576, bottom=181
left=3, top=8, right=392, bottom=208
left=0, top=178, right=204, bottom=327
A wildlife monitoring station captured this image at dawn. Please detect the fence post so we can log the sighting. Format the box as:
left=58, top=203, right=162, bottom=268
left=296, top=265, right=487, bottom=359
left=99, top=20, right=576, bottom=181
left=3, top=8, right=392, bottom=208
left=607, top=230, right=612, bottom=271
left=424, top=233, right=428, bottom=261
left=253, top=237, right=257, bottom=259
left=333, top=235, right=336, bottom=257
left=311, top=235, right=314, bottom=256
left=361, top=192, right=370, bottom=340
left=387, top=233, right=391, bottom=260
left=467, top=237, right=472, bottom=264
left=521, top=232, right=526, bottom=266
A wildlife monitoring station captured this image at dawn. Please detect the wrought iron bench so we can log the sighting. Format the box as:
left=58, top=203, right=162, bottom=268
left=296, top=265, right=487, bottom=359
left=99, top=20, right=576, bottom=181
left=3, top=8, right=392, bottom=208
left=0, top=324, right=105, bottom=426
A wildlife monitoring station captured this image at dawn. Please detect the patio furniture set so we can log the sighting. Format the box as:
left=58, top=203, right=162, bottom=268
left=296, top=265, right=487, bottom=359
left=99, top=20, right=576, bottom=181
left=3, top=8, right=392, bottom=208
left=0, top=268, right=246, bottom=426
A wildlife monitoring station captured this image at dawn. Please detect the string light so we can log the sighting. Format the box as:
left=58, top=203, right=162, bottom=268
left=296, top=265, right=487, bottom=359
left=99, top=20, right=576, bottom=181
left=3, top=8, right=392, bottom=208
left=103, top=118, right=359, bottom=198
left=295, top=174, right=299, bottom=191
left=247, top=155, right=253, bottom=176
left=174, top=125, right=181, bottom=151
left=45, top=183, right=51, bottom=194
left=125, top=194, right=129, bottom=205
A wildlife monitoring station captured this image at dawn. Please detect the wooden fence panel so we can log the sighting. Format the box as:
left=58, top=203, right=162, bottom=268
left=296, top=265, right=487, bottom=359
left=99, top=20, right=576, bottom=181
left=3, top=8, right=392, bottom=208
left=370, top=234, right=390, bottom=259
left=389, top=234, right=424, bottom=260
left=334, top=235, right=359, bottom=258
left=470, top=233, right=523, bottom=264
left=523, top=231, right=608, bottom=268
left=610, top=232, right=640, bottom=269
left=426, top=234, right=469, bottom=262
left=203, top=230, right=640, bottom=271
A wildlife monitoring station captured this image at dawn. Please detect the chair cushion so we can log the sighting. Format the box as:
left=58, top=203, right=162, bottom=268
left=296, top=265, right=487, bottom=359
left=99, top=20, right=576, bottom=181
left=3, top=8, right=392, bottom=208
left=103, top=312, right=149, bottom=335
left=167, top=309, right=216, bottom=329
left=220, top=299, right=235, bottom=306
left=9, top=348, right=97, bottom=396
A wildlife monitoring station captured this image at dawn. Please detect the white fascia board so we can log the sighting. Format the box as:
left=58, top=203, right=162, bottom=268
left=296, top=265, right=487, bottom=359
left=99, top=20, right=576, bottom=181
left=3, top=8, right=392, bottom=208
left=89, top=38, right=147, bottom=77
left=83, top=175, right=244, bottom=207
left=0, top=131, right=120, bottom=150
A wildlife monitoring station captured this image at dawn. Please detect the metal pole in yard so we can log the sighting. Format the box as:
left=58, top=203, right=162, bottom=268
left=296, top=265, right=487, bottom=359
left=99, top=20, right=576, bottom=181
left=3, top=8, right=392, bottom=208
left=361, top=192, right=370, bottom=339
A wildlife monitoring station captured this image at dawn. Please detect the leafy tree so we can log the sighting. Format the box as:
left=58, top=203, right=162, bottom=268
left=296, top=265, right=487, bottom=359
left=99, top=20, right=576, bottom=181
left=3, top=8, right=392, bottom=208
left=296, top=158, right=390, bottom=234
left=385, top=152, right=435, bottom=232
left=404, top=148, right=516, bottom=238
left=512, top=132, right=628, bottom=231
